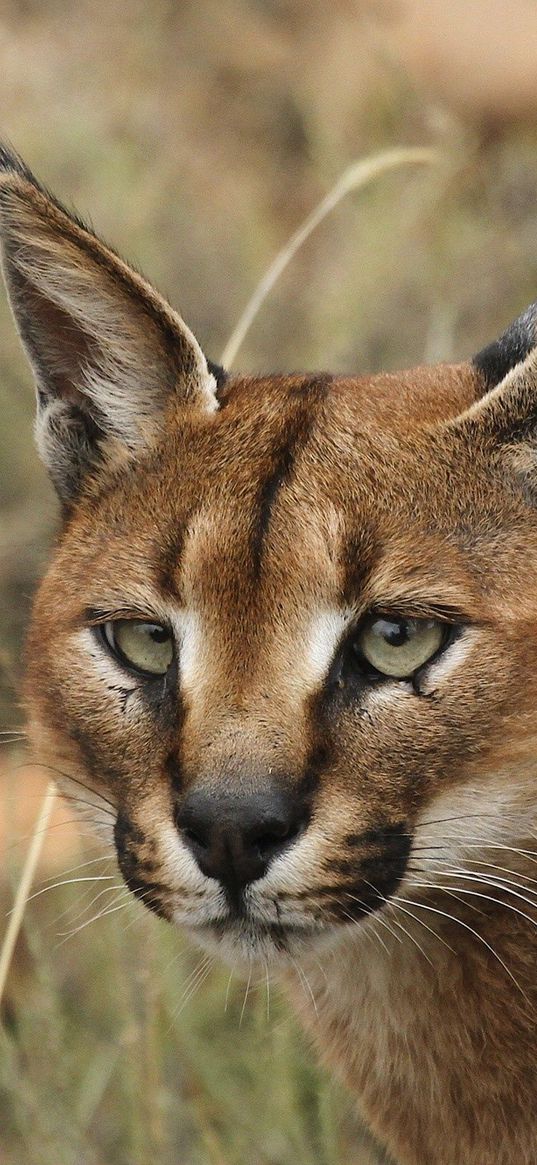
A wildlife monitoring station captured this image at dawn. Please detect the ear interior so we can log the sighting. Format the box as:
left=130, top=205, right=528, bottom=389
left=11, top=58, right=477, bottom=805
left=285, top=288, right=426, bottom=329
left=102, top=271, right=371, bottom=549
left=0, top=153, right=219, bottom=500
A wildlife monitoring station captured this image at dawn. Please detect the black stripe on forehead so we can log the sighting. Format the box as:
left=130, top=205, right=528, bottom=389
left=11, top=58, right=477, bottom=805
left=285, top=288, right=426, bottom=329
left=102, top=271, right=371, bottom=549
left=251, top=374, right=332, bottom=579
left=340, top=527, right=378, bottom=607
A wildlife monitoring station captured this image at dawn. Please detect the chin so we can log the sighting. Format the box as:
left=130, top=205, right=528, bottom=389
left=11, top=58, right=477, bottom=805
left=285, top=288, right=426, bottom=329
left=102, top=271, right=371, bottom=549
left=179, top=912, right=353, bottom=970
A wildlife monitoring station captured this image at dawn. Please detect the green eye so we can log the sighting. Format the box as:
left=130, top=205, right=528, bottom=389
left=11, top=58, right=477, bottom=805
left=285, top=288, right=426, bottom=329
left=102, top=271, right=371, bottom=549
left=356, top=615, right=444, bottom=679
left=103, top=620, right=174, bottom=676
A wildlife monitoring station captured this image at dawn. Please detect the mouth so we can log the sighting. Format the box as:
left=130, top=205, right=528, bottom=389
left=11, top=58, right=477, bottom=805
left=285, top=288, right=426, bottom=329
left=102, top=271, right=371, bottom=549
left=185, top=913, right=328, bottom=965
left=180, top=875, right=399, bottom=964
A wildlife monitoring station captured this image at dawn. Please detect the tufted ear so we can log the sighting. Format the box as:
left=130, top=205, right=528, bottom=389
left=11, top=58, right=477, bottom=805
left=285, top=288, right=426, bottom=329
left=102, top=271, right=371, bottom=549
left=0, top=147, right=223, bottom=502
left=449, top=302, right=537, bottom=445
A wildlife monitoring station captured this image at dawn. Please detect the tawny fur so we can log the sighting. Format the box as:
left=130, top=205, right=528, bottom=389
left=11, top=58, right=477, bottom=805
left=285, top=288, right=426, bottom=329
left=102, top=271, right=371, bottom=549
left=2, top=149, right=537, bottom=1165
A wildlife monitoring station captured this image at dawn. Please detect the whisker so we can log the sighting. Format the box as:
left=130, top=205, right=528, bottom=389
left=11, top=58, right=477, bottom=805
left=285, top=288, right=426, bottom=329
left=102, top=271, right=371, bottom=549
left=391, top=893, right=532, bottom=1009
left=440, top=885, right=487, bottom=918
left=4, top=817, right=114, bottom=856
left=388, top=896, right=455, bottom=961
left=51, top=883, right=128, bottom=929
left=454, top=857, right=537, bottom=889
left=224, top=966, right=236, bottom=1014
left=239, top=963, right=253, bottom=1029
left=159, top=943, right=192, bottom=981
left=168, top=955, right=215, bottom=1027
left=41, top=853, right=116, bottom=879
left=340, top=907, right=390, bottom=955
left=412, top=870, right=537, bottom=918
left=384, top=902, right=436, bottom=966
left=416, top=839, right=537, bottom=866
left=419, top=861, right=537, bottom=903
left=13, top=761, right=117, bottom=815
left=11, top=874, right=117, bottom=912
left=416, top=812, right=532, bottom=829
left=287, top=954, right=318, bottom=1019
left=55, top=889, right=132, bottom=943
left=343, top=891, right=403, bottom=950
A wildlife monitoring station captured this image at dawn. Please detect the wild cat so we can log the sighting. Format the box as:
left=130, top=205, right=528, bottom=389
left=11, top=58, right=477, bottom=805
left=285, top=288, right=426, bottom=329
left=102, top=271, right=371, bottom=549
left=1, top=146, right=537, bottom=1164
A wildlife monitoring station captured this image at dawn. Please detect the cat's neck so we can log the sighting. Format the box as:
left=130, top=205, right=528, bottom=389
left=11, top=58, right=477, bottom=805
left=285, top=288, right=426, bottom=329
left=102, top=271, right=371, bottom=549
left=288, top=867, right=537, bottom=1165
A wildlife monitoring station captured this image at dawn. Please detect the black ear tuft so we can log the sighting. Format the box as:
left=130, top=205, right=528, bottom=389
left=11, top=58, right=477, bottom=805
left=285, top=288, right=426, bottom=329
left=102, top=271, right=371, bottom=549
left=473, top=303, right=537, bottom=390
left=0, top=144, right=34, bottom=181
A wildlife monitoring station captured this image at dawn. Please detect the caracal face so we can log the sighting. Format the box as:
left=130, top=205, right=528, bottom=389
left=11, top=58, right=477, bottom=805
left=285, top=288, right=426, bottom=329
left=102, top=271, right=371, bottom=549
left=2, top=147, right=537, bottom=967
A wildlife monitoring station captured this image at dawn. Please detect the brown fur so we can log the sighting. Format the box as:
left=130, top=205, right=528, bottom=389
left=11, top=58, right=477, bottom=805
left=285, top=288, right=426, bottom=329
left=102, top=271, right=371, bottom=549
left=3, top=149, right=537, bottom=1164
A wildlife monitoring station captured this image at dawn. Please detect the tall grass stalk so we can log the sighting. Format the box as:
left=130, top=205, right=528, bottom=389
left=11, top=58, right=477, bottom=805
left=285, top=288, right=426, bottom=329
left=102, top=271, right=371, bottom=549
left=0, top=779, right=56, bottom=1004
left=221, top=146, right=439, bottom=369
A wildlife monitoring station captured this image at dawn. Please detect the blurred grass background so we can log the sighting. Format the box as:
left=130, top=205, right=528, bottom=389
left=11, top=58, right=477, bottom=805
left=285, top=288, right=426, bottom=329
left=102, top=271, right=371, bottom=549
left=3, top=1, right=537, bottom=1161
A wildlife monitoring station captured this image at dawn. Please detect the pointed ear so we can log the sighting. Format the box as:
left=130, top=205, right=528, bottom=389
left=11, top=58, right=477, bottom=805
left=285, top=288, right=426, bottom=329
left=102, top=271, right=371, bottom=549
left=0, top=147, right=222, bottom=502
left=450, top=302, right=537, bottom=445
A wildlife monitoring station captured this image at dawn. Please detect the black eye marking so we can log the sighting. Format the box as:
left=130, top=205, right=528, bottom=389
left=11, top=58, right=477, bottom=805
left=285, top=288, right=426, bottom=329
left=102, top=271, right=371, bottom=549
left=105, top=682, right=137, bottom=713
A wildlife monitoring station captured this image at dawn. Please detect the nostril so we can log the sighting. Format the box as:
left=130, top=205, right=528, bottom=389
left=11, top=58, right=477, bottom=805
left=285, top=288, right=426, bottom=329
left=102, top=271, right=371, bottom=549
left=183, top=826, right=207, bottom=849
left=253, top=816, right=302, bottom=858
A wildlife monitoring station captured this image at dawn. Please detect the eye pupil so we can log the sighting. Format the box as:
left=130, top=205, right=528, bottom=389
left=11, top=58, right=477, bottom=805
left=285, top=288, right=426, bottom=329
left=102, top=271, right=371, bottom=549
left=149, top=625, right=169, bottom=644
left=377, top=618, right=408, bottom=647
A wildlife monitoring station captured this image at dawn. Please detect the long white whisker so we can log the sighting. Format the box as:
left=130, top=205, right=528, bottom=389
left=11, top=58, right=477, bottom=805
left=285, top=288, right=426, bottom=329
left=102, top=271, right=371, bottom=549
left=288, top=953, right=319, bottom=1019
left=343, top=891, right=403, bottom=949
left=409, top=876, right=537, bottom=930
left=55, top=890, right=132, bottom=942
left=159, top=944, right=190, bottom=981
left=224, top=967, right=235, bottom=1014
left=440, top=885, right=486, bottom=918
left=415, top=866, right=537, bottom=910
left=5, top=818, right=114, bottom=855
left=418, top=854, right=537, bottom=891
left=169, top=956, right=215, bottom=1026
left=175, top=954, right=213, bottom=1006
left=41, top=853, right=115, bottom=880
left=52, top=883, right=127, bottom=929
left=12, top=874, right=117, bottom=911
left=392, top=894, right=532, bottom=1009
left=415, top=839, right=537, bottom=865
left=416, top=812, right=530, bottom=828
left=239, top=963, right=253, bottom=1029
left=339, top=907, right=389, bottom=955
left=385, top=903, right=437, bottom=965
left=387, top=896, right=454, bottom=962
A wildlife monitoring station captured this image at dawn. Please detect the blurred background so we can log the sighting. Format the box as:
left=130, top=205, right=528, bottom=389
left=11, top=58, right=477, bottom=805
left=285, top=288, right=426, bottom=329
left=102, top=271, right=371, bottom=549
left=3, top=1, right=537, bottom=1162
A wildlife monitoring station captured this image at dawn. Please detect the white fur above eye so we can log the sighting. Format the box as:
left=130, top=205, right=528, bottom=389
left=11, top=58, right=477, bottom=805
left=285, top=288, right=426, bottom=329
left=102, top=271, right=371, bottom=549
left=171, top=609, right=204, bottom=694
left=305, top=608, right=352, bottom=683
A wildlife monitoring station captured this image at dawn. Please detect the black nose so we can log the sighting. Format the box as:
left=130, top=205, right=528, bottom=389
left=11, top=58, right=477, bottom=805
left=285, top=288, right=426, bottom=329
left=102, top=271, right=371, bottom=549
left=175, top=785, right=307, bottom=898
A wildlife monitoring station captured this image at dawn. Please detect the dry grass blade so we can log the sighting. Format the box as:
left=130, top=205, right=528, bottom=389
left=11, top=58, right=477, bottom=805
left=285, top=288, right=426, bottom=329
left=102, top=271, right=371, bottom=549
left=0, top=779, right=56, bottom=1005
left=220, top=146, right=440, bottom=369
